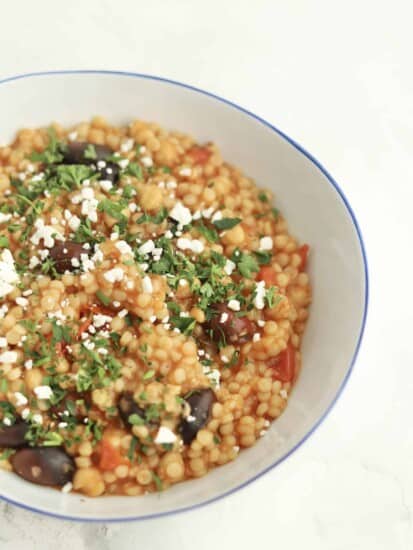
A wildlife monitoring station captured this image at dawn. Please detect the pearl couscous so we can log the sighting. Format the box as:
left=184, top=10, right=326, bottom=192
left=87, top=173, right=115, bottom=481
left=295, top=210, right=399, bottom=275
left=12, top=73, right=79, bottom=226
left=0, top=117, right=311, bottom=496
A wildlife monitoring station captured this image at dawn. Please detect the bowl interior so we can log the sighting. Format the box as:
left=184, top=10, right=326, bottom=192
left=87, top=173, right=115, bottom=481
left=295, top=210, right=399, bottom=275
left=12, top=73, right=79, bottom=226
left=0, top=72, right=367, bottom=521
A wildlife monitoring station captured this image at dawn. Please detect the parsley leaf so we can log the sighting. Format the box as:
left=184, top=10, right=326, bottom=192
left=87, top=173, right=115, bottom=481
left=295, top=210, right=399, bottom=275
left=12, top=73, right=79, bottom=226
left=83, top=144, right=97, bottom=160
left=231, top=249, right=259, bottom=278
left=213, top=217, right=242, bottom=231
left=170, top=316, right=196, bottom=335
left=254, top=250, right=272, bottom=265
left=197, top=223, right=218, bottom=243
left=96, top=290, right=111, bottom=306
left=125, top=162, right=143, bottom=179
left=29, top=128, right=65, bottom=164
left=0, top=236, right=9, bottom=248
left=137, top=207, right=168, bottom=225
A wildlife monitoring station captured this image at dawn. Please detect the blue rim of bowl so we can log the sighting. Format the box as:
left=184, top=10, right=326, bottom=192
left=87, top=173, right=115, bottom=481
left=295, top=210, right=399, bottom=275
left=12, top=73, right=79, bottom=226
left=0, top=70, right=369, bottom=522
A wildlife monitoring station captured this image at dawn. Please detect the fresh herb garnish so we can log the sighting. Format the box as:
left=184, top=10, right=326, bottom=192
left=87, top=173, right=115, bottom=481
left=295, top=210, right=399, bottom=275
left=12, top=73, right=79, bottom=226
left=96, top=290, right=111, bottom=306
left=213, top=217, right=241, bottom=231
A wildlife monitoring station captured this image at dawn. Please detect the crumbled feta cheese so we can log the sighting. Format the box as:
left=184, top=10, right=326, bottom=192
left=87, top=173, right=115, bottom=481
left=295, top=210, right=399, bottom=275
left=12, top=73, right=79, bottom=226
left=93, top=314, right=112, bottom=328
left=61, top=482, right=73, bottom=494
left=224, top=259, right=236, bottom=275
left=166, top=180, right=177, bottom=190
left=0, top=250, right=19, bottom=298
left=228, top=299, right=240, bottom=311
left=179, top=167, right=192, bottom=177
left=0, top=350, right=17, bottom=364
left=29, top=256, right=40, bottom=269
left=253, top=333, right=261, bottom=342
left=120, top=138, right=134, bottom=153
left=221, top=355, right=229, bottom=363
left=113, top=301, right=121, bottom=308
left=3, top=417, right=11, bottom=426
left=118, top=158, right=129, bottom=169
left=0, top=212, right=12, bottom=223
left=24, top=359, right=33, bottom=370
left=164, top=230, right=173, bottom=239
left=149, top=315, right=157, bottom=323
left=0, top=337, right=7, bottom=348
left=32, top=413, right=43, bottom=425
left=177, top=238, right=204, bottom=254
left=211, top=210, right=223, bottom=222
left=169, top=202, right=192, bottom=226
left=140, top=156, right=153, bottom=167
left=15, top=297, right=28, bottom=308
left=21, top=407, right=30, bottom=420
left=115, top=240, right=133, bottom=256
left=14, top=392, right=28, bottom=407
left=142, top=276, right=153, bottom=293
left=22, top=289, right=33, bottom=297
left=257, top=320, right=265, bottom=327
left=118, top=309, right=128, bottom=318
left=99, top=179, right=113, bottom=192
left=68, top=131, right=78, bottom=141
left=104, top=267, right=124, bottom=283
left=201, top=207, right=214, bottom=219
left=34, top=385, right=53, bottom=400
left=259, top=236, right=273, bottom=251
left=138, top=239, right=155, bottom=255
left=30, top=219, right=63, bottom=248
left=254, top=281, right=266, bottom=310
left=280, top=389, right=288, bottom=399
left=203, top=366, right=221, bottom=388
left=220, top=312, right=229, bottom=324
left=83, top=340, right=95, bottom=350
left=129, top=202, right=137, bottom=212
left=154, top=426, right=177, bottom=444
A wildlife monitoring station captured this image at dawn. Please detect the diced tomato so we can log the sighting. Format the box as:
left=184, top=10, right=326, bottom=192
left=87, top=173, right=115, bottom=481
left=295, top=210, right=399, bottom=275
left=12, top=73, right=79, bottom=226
left=77, top=318, right=92, bottom=338
left=98, top=440, right=128, bottom=471
left=187, top=146, right=211, bottom=165
left=55, top=341, right=67, bottom=357
left=297, top=244, right=310, bottom=271
left=268, top=344, right=295, bottom=382
left=257, top=266, right=278, bottom=286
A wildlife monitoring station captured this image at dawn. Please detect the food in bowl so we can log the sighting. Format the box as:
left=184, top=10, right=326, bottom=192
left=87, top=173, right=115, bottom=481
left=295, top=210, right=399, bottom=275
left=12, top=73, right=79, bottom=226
left=0, top=117, right=311, bottom=497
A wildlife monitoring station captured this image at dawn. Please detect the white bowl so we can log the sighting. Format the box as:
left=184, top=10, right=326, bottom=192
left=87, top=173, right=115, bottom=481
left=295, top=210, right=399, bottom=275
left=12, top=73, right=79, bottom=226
left=0, top=71, right=368, bottom=521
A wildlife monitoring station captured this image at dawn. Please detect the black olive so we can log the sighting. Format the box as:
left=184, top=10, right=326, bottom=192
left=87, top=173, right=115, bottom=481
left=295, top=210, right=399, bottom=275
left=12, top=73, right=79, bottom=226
left=205, top=304, right=256, bottom=346
left=96, top=161, right=120, bottom=185
left=11, top=447, right=75, bottom=487
left=117, top=392, right=147, bottom=428
left=179, top=388, right=216, bottom=444
left=0, top=421, right=28, bottom=448
left=62, top=142, right=120, bottom=184
left=49, top=241, right=89, bottom=274
left=62, top=142, right=112, bottom=164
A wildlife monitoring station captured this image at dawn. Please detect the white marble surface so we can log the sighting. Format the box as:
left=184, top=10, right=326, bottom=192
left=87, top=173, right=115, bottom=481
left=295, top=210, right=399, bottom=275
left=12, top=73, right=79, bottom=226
left=0, top=0, right=412, bottom=548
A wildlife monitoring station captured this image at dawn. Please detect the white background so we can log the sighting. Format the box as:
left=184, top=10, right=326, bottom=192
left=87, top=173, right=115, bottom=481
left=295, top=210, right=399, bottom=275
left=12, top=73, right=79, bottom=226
left=0, top=1, right=411, bottom=549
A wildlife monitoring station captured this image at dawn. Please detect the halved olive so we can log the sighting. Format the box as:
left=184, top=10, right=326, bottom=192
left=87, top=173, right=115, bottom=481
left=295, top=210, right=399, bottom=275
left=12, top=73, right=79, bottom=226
left=179, top=388, right=216, bottom=444
left=0, top=421, right=28, bottom=448
left=117, top=392, right=147, bottom=428
left=205, top=304, right=256, bottom=346
left=49, top=241, right=89, bottom=273
left=11, top=447, right=75, bottom=486
left=62, top=142, right=119, bottom=183
left=62, top=142, right=112, bottom=164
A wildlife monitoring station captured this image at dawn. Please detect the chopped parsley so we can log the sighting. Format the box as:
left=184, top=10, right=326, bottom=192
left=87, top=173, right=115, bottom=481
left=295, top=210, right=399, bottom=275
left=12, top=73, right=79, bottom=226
left=213, top=217, right=241, bottom=231
left=96, top=290, right=111, bottom=306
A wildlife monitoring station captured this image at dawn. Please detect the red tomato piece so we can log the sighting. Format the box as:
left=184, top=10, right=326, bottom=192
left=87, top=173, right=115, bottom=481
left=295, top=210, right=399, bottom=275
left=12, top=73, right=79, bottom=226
left=268, top=344, right=295, bottom=382
left=98, top=440, right=127, bottom=471
left=257, top=266, right=278, bottom=286
left=188, top=146, right=211, bottom=165
left=297, top=244, right=310, bottom=271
